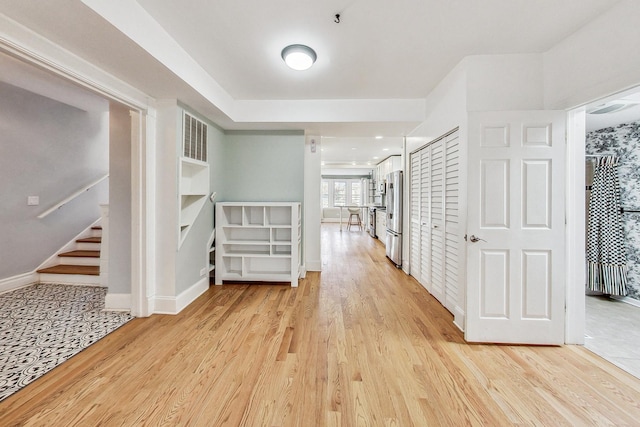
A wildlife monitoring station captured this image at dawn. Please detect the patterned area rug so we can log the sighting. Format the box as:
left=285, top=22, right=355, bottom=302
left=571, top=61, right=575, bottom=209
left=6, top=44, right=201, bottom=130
left=0, top=283, right=133, bottom=402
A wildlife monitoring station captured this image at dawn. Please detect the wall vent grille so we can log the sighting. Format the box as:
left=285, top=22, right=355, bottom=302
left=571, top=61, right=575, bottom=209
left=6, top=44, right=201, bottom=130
left=183, top=113, right=207, bottom=161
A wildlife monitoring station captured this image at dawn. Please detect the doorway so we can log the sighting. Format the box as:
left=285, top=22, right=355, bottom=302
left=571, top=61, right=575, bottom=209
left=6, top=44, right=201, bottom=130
left=580, top=87, right=640, bottom=378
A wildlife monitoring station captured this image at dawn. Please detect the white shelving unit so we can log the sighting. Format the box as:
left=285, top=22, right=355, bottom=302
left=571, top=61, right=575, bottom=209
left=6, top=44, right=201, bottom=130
left=179, top=157, right=209, bottom=246
left=215, top=202, right=301, bottom=287
left=207, top=228, right=215, bottom=279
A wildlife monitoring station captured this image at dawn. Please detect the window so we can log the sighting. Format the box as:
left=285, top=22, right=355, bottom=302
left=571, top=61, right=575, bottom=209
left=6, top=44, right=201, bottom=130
left=321, top=178, right=366, bottom=207
left=334, top=181, right=346, bottom=206
left=321, top=181, right=329, bottom=208
left=351, top=181, right=361, bottom=206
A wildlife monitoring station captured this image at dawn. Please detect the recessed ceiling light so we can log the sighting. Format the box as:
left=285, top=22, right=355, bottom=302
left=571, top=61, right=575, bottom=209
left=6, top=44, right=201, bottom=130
left=375, top=136, right=383, bottom=139
left=281, top=44, right=317, bottom=71
left=382, top=148, right=389, bottom=151
left=351, top=147, right=357, bottom=150
left=373, top=156, right=379, bottom=159
left=351, top=162, right=356, bottom=165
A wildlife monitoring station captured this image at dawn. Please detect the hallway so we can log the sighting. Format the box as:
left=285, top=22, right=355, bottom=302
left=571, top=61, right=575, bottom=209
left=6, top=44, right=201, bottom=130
left=2, top=224, right=640, bottom=425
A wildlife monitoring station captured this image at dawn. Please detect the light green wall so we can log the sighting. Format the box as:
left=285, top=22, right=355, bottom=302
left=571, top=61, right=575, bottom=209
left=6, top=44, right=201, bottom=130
left=173, top=123, right=304, bottom=296
left=221, top=131, right=305, bottom=203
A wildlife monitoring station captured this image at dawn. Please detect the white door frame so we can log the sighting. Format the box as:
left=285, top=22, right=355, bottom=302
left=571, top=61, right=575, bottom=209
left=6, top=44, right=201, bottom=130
left=0, top=38, right=154, bottom=317
left=564, top=107, right=587, bottom=344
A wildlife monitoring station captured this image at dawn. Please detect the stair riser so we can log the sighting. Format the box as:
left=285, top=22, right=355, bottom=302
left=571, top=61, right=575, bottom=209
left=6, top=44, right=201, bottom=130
left=58, top=257, right=100, bottom=266
left=39, top=273, right=101, bottom=285
left=91, top=230, right=102, bottom=238
left=76, top=242, right=101, bottom=251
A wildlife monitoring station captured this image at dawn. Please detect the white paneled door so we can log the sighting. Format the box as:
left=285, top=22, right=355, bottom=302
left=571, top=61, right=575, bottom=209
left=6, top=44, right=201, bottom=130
left=465, top=111, right=566, bottom=344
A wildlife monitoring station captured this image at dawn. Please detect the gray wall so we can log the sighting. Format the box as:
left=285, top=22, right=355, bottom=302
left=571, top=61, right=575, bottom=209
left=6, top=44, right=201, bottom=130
left=108, top=103, right=132, bottom=294
left=0, top=82, right=109, bottom=279
left=222, top=131, right=305, bottom=203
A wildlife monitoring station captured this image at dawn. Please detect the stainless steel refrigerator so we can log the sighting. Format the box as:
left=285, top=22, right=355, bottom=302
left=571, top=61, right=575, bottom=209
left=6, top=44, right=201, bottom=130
left=385, top=170, right=402, bottom=267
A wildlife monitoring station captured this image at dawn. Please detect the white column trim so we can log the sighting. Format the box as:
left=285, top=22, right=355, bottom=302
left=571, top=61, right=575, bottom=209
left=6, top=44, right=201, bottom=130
left=565, top=108, right=586, bottom=345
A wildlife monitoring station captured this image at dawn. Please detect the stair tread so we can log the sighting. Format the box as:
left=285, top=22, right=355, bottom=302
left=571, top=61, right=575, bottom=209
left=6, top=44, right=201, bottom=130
left=76, top=237, right=101, bottom=243
left=37, top=265, right=100, bottom=275
left=91, top=226, right=102, bottom=230
left=59, top=250, right=100, bottom=258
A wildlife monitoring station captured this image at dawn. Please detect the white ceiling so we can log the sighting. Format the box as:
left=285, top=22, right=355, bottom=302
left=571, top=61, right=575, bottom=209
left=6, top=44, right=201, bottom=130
left=135, top=0, right=618, bottom=101
left=586, top=90, right=640, bottom=132
left=321, top=136, right=403, bottom=168
left=0, top=0, right=630, bottom=164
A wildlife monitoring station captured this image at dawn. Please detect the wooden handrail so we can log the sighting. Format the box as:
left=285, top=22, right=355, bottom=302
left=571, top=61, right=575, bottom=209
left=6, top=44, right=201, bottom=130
left=37, top=174, right=109, bottom=219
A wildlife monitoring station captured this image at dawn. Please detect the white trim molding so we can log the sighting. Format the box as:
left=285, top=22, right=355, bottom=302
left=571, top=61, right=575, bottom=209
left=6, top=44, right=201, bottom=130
left=0, top=272, right=38, bottom=294
left=152, top=277, right=209, bottom=315
left=105, top=293, right=132, bottom=311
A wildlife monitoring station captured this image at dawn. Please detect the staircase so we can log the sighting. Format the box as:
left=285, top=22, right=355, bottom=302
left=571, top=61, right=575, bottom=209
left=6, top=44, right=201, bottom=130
left=37, top=226, right=102, bottom=285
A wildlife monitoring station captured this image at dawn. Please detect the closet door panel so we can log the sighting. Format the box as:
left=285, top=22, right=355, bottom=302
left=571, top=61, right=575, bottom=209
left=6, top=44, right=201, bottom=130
left=444, top=132, right=460, bottom=313
left=410, top=152, right=422, bottom=283
left=420, top=147, right=432, bottom=290
left=430, top=140, right=445, bottom=303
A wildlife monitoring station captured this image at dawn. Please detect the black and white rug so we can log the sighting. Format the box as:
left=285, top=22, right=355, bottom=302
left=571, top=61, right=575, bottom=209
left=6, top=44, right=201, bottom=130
left=0, top=283, right=133, bottom=402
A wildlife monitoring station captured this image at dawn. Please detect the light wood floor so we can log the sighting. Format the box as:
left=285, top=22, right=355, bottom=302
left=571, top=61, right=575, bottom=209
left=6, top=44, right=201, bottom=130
left=3, top=224, right=640, bottom=426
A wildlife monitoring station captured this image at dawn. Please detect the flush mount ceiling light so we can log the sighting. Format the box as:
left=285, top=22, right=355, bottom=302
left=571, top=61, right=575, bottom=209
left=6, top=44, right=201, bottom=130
left=281, top=44, right=317, bottom=71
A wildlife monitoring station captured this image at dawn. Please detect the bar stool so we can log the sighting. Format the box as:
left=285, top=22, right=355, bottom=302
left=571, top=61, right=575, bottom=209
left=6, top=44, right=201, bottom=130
left=347, top=208, right=362, bottom=231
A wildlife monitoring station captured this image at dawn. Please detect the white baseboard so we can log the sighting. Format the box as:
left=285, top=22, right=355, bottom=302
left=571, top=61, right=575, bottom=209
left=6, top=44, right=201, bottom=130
left=305, top=260, right=322, bottom=272
left=453, top=306, right=465, bottom=332
left=0, top=272, right=38, bottom=294
left=153, top=277, right=209, bottom=315
left=105, top=293, right=132, bottom=311
left=611, top=295, right=640, bottom=308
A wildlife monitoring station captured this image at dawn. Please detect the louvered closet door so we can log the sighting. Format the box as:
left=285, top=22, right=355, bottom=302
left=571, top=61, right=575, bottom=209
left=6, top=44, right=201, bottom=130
left=410, top=152, right=422, bottom=283
left=419, top=146, right=432, bottom=291
left=444, top=131, right=460, bottom=314
left=429, top=140, right=445, bottom=303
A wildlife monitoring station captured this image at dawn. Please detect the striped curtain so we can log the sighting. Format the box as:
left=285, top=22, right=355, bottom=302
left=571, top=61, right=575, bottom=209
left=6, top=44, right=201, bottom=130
left=587, top=156, right=628, bottom=295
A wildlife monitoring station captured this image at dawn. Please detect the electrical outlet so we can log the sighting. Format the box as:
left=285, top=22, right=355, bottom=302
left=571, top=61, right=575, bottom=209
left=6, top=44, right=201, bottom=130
left=27, top=196, right=39, bottom=206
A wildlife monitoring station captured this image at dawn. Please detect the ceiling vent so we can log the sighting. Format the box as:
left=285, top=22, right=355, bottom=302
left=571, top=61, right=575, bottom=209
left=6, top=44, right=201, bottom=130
left=587, top=100, right=639, bottom=115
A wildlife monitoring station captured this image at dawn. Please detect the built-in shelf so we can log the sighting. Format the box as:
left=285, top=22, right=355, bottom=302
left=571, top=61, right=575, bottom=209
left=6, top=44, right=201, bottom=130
left=215, top=202, right=301, bottom=287
left=208, top=228, right=215, bottom=277
left=179, top=157, right=209, bottom=246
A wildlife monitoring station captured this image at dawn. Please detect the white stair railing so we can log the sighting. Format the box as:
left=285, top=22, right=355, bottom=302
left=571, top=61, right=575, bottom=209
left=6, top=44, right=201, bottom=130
left=37, top=174, right=109, bottom=219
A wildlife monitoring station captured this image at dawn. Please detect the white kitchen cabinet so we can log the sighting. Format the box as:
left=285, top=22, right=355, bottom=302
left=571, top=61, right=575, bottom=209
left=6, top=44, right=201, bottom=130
left=215, top=202, right=301, bottom=287
left=376, top=155, right=402, bottom=184
left=376, top=208, right=387, bottom=243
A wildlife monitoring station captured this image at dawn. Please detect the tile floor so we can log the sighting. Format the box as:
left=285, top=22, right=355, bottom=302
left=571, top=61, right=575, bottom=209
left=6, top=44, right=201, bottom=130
left=585, top=295, right=640, bottom=379
left=0, top=283, right=133, bottom=401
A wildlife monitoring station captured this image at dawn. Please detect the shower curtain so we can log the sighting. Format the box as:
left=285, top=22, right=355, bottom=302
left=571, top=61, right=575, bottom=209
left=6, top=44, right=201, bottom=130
left=587, top=156, right=628, bottom=295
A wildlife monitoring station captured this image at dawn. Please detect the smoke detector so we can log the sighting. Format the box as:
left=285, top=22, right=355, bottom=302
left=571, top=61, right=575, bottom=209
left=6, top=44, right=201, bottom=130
left=587, top=100, right=639, bottom=115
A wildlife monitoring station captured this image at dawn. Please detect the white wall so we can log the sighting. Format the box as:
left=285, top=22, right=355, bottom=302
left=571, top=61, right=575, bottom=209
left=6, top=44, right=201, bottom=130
left=321, top=168, right=374, bottom=177
left=108, top=103, right=132, bottom=295
left=153, top=100, right=179, bottom=298
left=543, top=0, right=640, bottom=109
left=0, top=81, right=109, bottom=280
left=304, top=135, right=322, bottom=272
left=466, top=54, right=544, bottom=111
